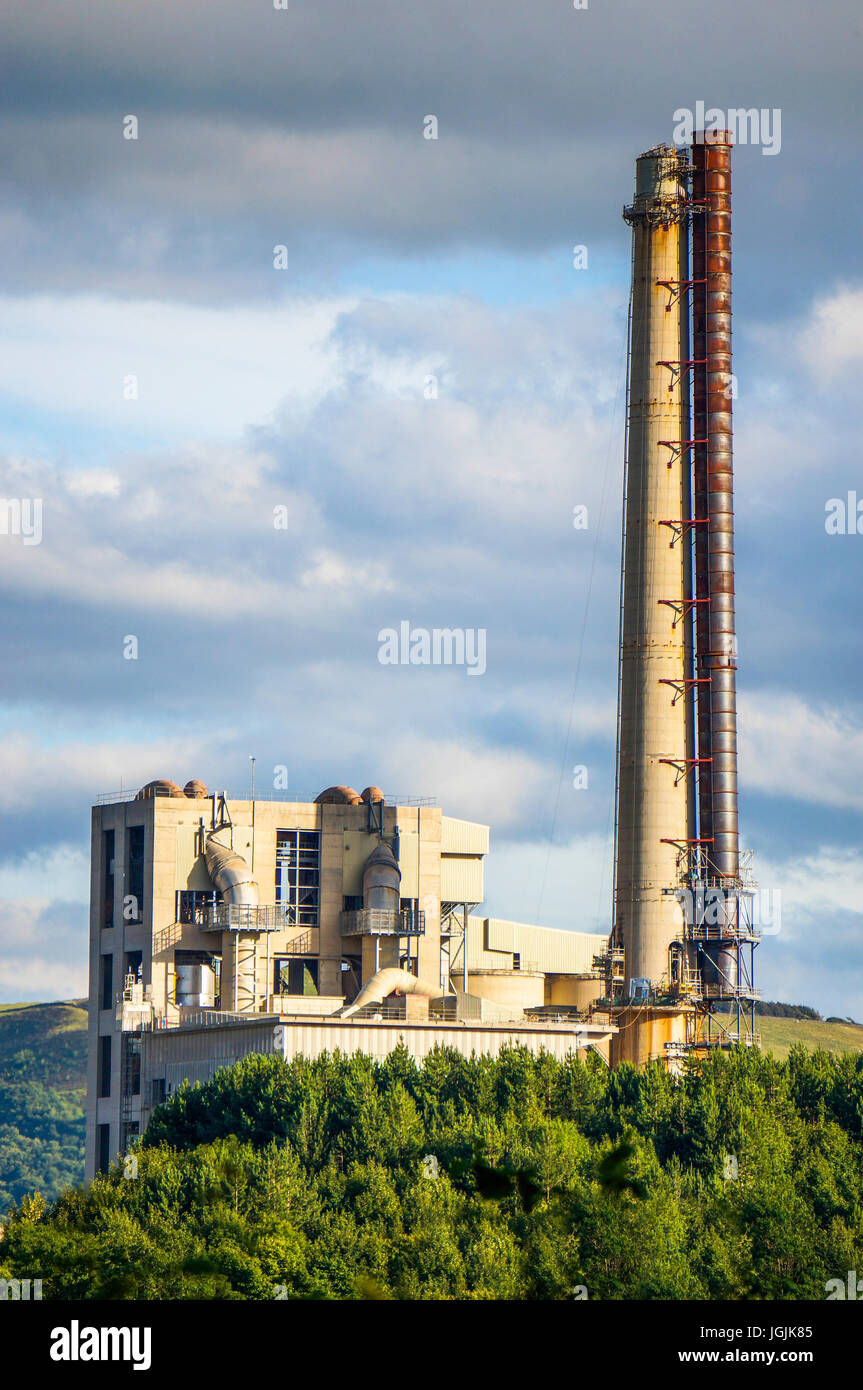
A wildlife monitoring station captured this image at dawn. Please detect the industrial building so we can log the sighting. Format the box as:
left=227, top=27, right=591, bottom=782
left=86, top=782, right=613, bottom=1177
left=85, top=129, right=760, bottom=1176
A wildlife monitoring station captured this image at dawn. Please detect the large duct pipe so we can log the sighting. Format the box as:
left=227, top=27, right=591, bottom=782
left=204, top=833, right=259, bottom=906
left=363, top=841, right=401, bottom=913
left=691, top=132, right=739, bottom=882
left=334, top=967, right=439, bottom=1019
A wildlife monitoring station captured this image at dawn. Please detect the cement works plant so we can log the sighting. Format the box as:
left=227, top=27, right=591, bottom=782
left=87, top=130, right=758, bottom=1175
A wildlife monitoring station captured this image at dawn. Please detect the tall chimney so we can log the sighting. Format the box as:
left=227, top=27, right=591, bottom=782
left=690, top=132, right=739, bottom=881
left=614, top=146, right=693, bottom=1018
left=611, top=133, right=755, bottom=1066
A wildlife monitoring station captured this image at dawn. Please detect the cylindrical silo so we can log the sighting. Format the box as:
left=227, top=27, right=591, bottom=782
left=175, top=959, right=216, bottom=1008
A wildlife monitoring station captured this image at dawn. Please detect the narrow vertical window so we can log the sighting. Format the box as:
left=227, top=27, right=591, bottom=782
left=103, top=828, right=115, bottom=927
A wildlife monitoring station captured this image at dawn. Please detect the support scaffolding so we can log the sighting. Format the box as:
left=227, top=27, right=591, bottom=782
left=440, top=901, right=475, bottom=995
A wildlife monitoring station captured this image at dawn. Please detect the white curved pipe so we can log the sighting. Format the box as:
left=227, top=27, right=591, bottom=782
left=204, top=833, right=259, bottom=907
left=335, top=967, right=439, bottom=1019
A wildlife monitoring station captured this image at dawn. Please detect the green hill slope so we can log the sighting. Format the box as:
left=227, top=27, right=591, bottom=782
left=755, top=1014, right=863, bottom=1060
left=0, top=1001, right=88, bottom=1212
left=711, top=1013, right=863, bottom=1060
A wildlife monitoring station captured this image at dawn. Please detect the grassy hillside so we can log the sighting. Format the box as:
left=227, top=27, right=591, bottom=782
left=0, top=1001, right=88, bottom=1212
left=759, top=1015, right=863, bottom=1060
left=714, top=1013, right=863, bottom=1060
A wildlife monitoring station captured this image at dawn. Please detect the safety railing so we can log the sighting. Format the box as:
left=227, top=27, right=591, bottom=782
left=95, top=789, right=437, bottom=807
left=340, top=909, right=426, bottom=937
left=203, top=903, right=291, bottom=933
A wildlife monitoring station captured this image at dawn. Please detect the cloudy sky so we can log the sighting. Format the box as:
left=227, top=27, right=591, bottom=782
left=1, top=0, right=861, bottom=1016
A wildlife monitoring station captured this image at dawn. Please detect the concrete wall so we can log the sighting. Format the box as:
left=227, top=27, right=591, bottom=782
left=464, top=970, right=545, bottom=1009
left=86, top=796, right=155, bottom=1181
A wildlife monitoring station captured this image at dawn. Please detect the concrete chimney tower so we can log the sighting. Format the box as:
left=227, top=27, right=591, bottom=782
left=610, top=134, right=758, bottom=1065
left=612, top=145, right=695, bottom=1065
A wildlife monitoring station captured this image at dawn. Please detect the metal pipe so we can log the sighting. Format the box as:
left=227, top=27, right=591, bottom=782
left=333, top=967, right=440, bottom=1019
left=691, top=132, right=739, bottom=881
left=204, top=833, right=259, bottom=906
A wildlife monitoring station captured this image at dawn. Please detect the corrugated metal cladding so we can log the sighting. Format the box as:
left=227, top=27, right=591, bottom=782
left=468, top=918, right=607, bottom=975
left=440, top=857, right=484, bottom=902
left=485, top=918, right=516, bottom=952
left=165, top=1059, right=220, bottom=1091
left=440, top=818, right=490, bottom=855
left=141, top=1017, right=608, bottom=1097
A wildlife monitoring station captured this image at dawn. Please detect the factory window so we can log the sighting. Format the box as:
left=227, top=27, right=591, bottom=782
left=103, top=829, right=115, bottom=927
left=399, top=898, right=423, bottom=931
left=274, top=957, right=319, bottom=997
left=100, top=954, right=113, bottom=1011
left=96, top=1123, right=111, bottom=1176
left=152, top=1078, right=166, bottom=1106
left=127, top=1044, right=141, bottom=1097
left=176, top=889, right=217, bottom=927
left=123, top=950, right=143, bottom=998
left=125, top=825, right=145, bottom=923
left=120, top=1121, right=139, bottom=1155
left=275, top=830, right=320, bottom=928
left=343, top=895, right=363, bottom=912
left=98, top=1034, right=112, bottom=1098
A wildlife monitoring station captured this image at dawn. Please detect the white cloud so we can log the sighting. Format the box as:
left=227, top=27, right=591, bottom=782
left=807, top=285, right=863, bottom=380
left=753, top=845, right=863, bottom=928
left=747, top=844, right=863, bottom=1018
left=0, top=292, right=622, bottom=629
left=377, top=735, right=548, bottom=832
left=0, top=846, right=89, bottom=901
left=749, top=282, right=863, bottom=395
left=0, top=538, right=293, bottom=619
left=65, top=469, right=122, bottom=498
left=0, top=293, right=353, bottom=441
left=0, top=898, right=88, bottom=1002
left=739, top=691, right=863, bottom=811
left=0, top=732, right=214, bottom=815
left=299, top=548, right=395, bottom=596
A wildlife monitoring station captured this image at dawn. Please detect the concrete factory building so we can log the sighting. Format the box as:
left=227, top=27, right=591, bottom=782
left=86, top=781, right=613, bottom=1178
left=85, top=129, right=762, bottom=1178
